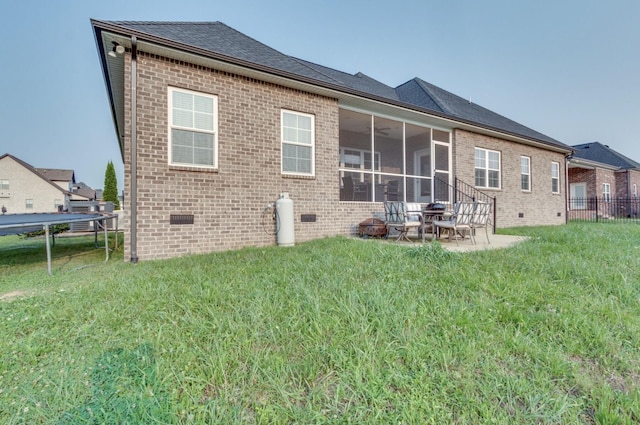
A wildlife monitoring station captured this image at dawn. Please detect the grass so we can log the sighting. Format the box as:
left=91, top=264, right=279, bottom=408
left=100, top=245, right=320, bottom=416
left=1, top=223, right=639, bottom=424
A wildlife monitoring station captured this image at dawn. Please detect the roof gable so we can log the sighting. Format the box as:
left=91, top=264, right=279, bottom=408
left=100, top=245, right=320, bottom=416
left=0, top=153, right=72, bottom=195
left=571, top=142, right=640, bottom=170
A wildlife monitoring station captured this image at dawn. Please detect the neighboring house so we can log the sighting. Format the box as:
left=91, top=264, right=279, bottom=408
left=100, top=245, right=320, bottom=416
left=0, top=153, right=89, bottom=213
left=91, top=20, right=572, bottom=262
left=36, top=169, right=98, bottom=202
left=71, top=182, right=98, bottom=202
left=568, top=142, right=640, bottom=218
left=36, top=168, right=75, bottom=192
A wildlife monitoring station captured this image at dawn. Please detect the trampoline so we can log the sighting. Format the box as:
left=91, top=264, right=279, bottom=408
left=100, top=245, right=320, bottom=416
left=0, top=212, right=119, bottom=275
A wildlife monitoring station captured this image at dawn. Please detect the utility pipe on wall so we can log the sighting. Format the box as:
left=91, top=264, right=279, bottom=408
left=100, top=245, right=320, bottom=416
left=130, top=36, right=138, bottom=263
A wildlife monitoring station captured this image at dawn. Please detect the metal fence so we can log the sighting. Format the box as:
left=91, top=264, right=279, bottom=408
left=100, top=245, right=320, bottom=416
left=568, top=197, right=640, bottom=222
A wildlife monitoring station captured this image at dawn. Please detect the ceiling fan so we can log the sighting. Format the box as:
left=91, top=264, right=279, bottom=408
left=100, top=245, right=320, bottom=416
left=365, top=126, right=391, bottom=136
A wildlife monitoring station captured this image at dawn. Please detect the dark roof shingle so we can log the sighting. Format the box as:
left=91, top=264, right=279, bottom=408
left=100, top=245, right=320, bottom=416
left=95, top=20, right=570, bottom=151
left=571, top=142, right=640, bottom=169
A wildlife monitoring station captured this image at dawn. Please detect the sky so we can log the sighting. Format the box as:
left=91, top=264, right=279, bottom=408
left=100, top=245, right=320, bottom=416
left=1, top=0, right=639, bottom=193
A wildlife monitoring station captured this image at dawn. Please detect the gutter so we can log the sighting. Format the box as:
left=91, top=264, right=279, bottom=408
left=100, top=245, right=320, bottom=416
left=567, top=156, right=620, bottom=171
left=130, top=35, right=138, bottom=263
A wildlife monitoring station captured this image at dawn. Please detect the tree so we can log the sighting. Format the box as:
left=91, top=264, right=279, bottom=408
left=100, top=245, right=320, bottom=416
left=103, top=161, right=120, bottom=210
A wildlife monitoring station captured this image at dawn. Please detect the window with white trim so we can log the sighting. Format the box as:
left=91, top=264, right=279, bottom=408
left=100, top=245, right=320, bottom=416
left=602, top=183, right=611, bottom=202
left=520, top=156, right=531, bottom=191
left=475, top=148, right=501, bottom=189
left=0, top=180, right=8, bottom=190
left=281, top=110, right=314, bottom=176
left=168, top=87, right=217, bottom=168
left=339, top=148, right=381, bottom=175
left=551, top=162, right=560, bottom=193
left=26, top=199, right=33, bottom=209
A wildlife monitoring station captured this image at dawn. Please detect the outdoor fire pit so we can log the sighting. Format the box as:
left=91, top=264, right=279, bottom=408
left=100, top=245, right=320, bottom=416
left=358, top=218, right=387, bottom=238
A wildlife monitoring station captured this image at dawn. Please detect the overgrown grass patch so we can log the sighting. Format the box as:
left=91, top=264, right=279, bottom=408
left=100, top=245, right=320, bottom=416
left=1, top=223, right=639, bottom=423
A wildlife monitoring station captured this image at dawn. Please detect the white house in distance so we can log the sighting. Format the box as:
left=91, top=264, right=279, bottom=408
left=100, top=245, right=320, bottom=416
left=0, top=153, right=94, bottom=214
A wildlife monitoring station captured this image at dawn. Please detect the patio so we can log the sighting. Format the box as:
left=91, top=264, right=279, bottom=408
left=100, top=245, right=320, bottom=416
left=362, top=231, right=527, bottom=252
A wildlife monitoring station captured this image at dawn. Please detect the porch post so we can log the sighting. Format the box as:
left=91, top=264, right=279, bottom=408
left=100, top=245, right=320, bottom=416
left=44, top=224, right=52, bottom=276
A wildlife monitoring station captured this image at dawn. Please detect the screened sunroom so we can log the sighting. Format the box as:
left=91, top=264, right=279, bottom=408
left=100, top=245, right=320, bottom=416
left=339, top=109, right=452, bottom=203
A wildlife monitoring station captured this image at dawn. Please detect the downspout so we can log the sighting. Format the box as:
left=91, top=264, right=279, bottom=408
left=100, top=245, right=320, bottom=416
left=564, top=152, right=573, bottom=224
left=130, top=36, right=139, bottom=263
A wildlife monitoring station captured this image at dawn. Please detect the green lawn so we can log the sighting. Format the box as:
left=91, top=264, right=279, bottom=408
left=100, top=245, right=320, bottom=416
left=1, top=223, right=639, bottom=424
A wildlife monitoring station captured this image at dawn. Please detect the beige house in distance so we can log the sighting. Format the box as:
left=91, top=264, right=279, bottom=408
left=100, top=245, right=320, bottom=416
left=91, top=20, right=572, bottom=262
left=0, top=153, right=91, bottom=214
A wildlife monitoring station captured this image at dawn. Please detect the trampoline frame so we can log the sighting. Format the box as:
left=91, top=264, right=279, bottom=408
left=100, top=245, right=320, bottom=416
left=0, top=213, right=119, bottom=275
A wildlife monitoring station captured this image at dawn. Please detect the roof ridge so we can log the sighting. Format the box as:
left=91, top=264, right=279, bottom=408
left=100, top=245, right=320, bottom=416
left=411, top=78, right=452, bottom=114
left=288, top=57, right=345, bottom=85
left=111, top=20, right=224, bottom=25
left=600, top=144, right=640, bottom=169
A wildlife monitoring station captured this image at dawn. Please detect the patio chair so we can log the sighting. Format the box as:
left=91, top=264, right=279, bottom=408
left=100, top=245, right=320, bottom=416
left=433, top=201, right=475, bottom=245
left=384, top=201, right=421, bottom=242
left=341, top=175, right=354, bottom=201
left=471, top=201, right=492, bottom=244
left=386, top=180, right=400, bottom=201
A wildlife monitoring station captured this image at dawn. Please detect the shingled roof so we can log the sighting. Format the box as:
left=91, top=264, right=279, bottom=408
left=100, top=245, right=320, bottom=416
left=92, top=20, right=570, bottom=152
left=35, top=168, right=75, bottom=183
left=0, top=154, right=73, bottom=195
left=571, top=142, right=640, bottom=170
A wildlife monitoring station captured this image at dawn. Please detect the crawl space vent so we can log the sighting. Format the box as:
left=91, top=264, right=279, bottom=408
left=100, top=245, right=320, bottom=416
left=170, top=214, right=194, bottom=225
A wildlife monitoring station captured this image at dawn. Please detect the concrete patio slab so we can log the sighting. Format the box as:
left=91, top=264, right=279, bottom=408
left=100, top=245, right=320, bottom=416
left=432, top=233, right=528, bottom=252
left=375, top=232, right=528, bottom=252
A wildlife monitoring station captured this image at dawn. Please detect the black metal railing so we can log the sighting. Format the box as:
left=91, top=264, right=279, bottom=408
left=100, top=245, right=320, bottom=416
left=568, top=197, right=640, bottom=223
left=434, top=176, right=497, bottom=233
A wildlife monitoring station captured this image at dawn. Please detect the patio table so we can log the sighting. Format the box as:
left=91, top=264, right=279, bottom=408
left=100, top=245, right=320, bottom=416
left=420, top=209, right=449, bottom=242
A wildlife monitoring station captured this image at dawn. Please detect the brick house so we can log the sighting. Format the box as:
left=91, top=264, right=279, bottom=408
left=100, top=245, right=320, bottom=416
left=91, top=20, right=572, bottom=261
left=568, top=142, right=640, bottom=218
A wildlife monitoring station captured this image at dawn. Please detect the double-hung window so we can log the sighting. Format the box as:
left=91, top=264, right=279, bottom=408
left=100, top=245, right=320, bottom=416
left=475, top=148, right=501, bottom=189
left=168, top=87, right=217, bottom=168
left=281, top=110, right=314, bottom=176
left=551, top=162, right=560, bottom=193
left=25, top=199, right=33, bottom=210
left=520, top=156, right=531, bottom=191
left=0, top=180, right=8, bottom=191
left=602, top=183, right=611, bottom=202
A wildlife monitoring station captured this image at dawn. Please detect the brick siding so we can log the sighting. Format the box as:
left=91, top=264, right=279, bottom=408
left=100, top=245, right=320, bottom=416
left=569, top=166, right=640, bottom=200
left=119, top=52, right=567, bottom=260
left=121, top=53, right=380, bottom=260
left=453, top=129, right=566, bottom=227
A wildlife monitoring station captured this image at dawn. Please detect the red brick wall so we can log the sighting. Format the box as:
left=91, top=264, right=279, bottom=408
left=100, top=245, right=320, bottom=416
left=568, top=167, right=616, bottom=198
left=615, top=169, right=640, bottom=198
left=568, top=167, right=594, bottom=189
